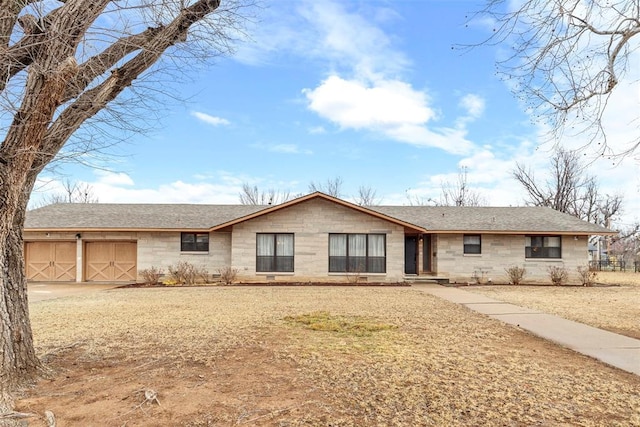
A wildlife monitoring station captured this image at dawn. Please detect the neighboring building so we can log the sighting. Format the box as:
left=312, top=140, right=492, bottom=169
left=23, top=192, right=615, bottom=284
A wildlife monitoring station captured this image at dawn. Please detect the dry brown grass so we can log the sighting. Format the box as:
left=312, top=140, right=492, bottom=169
left=17, top=286, right=640, bottom=426
left=468, top=271, right=640, bottom=339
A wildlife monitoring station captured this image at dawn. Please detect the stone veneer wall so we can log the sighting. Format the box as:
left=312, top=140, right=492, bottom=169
left=435, top=234, right=590, bottom=284
left=24, top=230, right=231, bottom=282
left=230, top=198, right=406, bottom=283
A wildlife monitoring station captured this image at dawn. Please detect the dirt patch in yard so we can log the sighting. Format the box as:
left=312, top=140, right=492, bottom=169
left=15, top=287, right=640, bottom=426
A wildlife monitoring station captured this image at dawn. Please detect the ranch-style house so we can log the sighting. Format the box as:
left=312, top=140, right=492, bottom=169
left=23, top=192, right=615, bottom=284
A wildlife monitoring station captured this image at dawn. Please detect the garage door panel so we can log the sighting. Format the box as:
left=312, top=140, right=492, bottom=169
left=85, top=242, right=136, bottom=282
left=26, top=242, right=76, bottom=282
left=53, top=242, right=76, bottom=281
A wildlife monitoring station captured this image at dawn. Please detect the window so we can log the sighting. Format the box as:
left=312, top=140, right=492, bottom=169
left=181, top=232, right=209, bottom=252
left=329, top=234, right=386, bottom=273
left=463, top=234, right=481, bottom=254
left=256, top=233, right=294, bottom=272
left=526, top=235, right=561, bottom=258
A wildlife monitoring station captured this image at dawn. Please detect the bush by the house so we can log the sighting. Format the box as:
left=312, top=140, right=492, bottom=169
left=576, top=265, right=598, bottom=287
left=167, top=261, right=209, bottom=285
left=139, top=266, right=164, bottom=285
left=218, top=266, right=239, bottom=284
left=505, top=265, right=526, bottom=285
left=548, top=265, right=569, bottom=286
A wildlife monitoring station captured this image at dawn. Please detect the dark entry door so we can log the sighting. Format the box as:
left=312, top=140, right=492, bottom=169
left=405, top=236, right=417, bottom=274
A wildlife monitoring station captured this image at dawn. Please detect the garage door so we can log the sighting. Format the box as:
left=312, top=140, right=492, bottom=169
left=25, top=242, right=77, bottom=282
left=85, top=242, right=137, bottom=282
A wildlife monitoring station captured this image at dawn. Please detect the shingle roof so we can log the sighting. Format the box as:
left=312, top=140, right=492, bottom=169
left=24, top=194, right=615, bottom=235
left=25, top=203, right=267, bottom=230
left=369, top=205, right=613, bottom=234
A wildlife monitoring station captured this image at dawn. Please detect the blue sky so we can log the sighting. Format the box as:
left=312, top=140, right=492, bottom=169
left=31, top=0, right=639, bottom=227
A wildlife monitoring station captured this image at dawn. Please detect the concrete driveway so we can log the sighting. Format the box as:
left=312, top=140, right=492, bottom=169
left=27, top=282, right=121, bottom=303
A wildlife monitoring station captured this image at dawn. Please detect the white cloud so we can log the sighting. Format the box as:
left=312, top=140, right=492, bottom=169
left=459, top=94, right=486, bottom=119
left=93, top=170, right=134, bottom=186
left=308, top=126, right=326, bottom=135
left=304, top=75, right=475, bottom=155
left=191, top=111, right=230, bottom=126
left=304, top=76, right=434, bottom=128
left=251, top=142, right=312, bottom=155
left=267, top=144, right=312, bottom=155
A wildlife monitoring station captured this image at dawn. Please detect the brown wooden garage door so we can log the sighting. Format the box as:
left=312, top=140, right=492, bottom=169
left=85, top=242, right=137, bottom=282
left=25, top=241, right=77, bottom=282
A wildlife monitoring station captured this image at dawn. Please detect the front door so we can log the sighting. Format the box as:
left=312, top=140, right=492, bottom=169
left=405, top=236, right=417, bottom=274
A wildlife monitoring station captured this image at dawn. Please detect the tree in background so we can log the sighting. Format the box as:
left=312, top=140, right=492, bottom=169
left=355, top=185, right=381, bottom=206
left=0, top=0, right=250, bottom=411
left=34, top=179, right=99, bottom=207
left=406, top=168, right=486, bottom=206
left=479, top=0, right=640, bottom=157
left=439, top=167, right=486, bottom=207
left=239, top=183, right=293, bottom=205
left=512, top=148, right=623, bottom=228
left=308, top=176, right=343, bottom=197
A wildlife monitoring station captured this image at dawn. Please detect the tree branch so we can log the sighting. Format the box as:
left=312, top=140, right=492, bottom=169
left=38, top=0, right=223, bottom=168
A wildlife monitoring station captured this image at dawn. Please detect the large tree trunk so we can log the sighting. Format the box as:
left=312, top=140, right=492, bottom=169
left=0, top=0, right=226, bottom=413
left=0, top=181, right=41, bottom=413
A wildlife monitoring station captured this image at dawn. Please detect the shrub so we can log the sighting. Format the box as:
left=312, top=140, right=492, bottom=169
left=218, top=266, right=239, bottom=284
left=168, top=261, right=209, bottom=285
left=139, top=266, right=163, bottom=285
left=548, top=265, right=569, bottom=286
left=504, top=265, right=526, bottom=285
left=576, top=265, right=598, bottom=287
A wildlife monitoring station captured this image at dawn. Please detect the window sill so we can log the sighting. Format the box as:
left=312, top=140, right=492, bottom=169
left=463, top=254, right=482, bottom=257
left=180, top=251, right=209, bottom=255
left=256, top=271, right=294, bottom=275
left=328, top=272, right=386, bottom=276
left=525, top=258, right=562, bottom=261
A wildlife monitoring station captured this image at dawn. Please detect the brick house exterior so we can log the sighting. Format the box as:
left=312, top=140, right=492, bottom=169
left=23, top=192, right=615, bottom=284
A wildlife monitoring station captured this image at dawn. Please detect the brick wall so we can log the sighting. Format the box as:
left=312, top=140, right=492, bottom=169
left=230, top=198, right=406, bottom=283
left=434, top=234, right=589, bottom=283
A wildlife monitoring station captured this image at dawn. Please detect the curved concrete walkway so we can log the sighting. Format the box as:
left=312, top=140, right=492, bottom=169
left=414, top=283, right=640, bottom=376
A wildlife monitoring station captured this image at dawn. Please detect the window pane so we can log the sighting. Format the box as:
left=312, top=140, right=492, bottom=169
left=329, top=256, right=347, bottom=272
left=547, top=247, right=561, bottom=258
left=256, top=257, right=273, bottom=272
left=464, top=244, right=481, bottom=254
left=181, top=233, right=208, bottom=251
left=545, top=236, right=561, bottom=248
left=464, top=235, right=481, bottom=245
left=276, top=234, right=293, bottom=256
left=526, top=235, right=561, bottom=258
left=368, top=235, right=385, bottom=257
left=277, top=256, right=294, bottom=272
left=257, top=234, right=274, bottom=256
left=367, top=257, right=385, bottom=273
left=349, top=234, right=366, bottom=256
left=329, top=234, right=346, bottom=256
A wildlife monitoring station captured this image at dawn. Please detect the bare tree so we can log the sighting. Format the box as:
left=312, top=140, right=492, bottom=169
left=438, top=167, right=486, bottom=207
left=0, top=0, right=250, bottom=411
left=513, top=148, right=623, bottom=227
left=239, top=183, right=292, bottom=205
left=477, top=0, right=640, bottom=157
left=355, top=185, right=381, bottom=206
left=35, top=179, right=99, bottom=207
left=308, top=176, right=343, bottom=197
